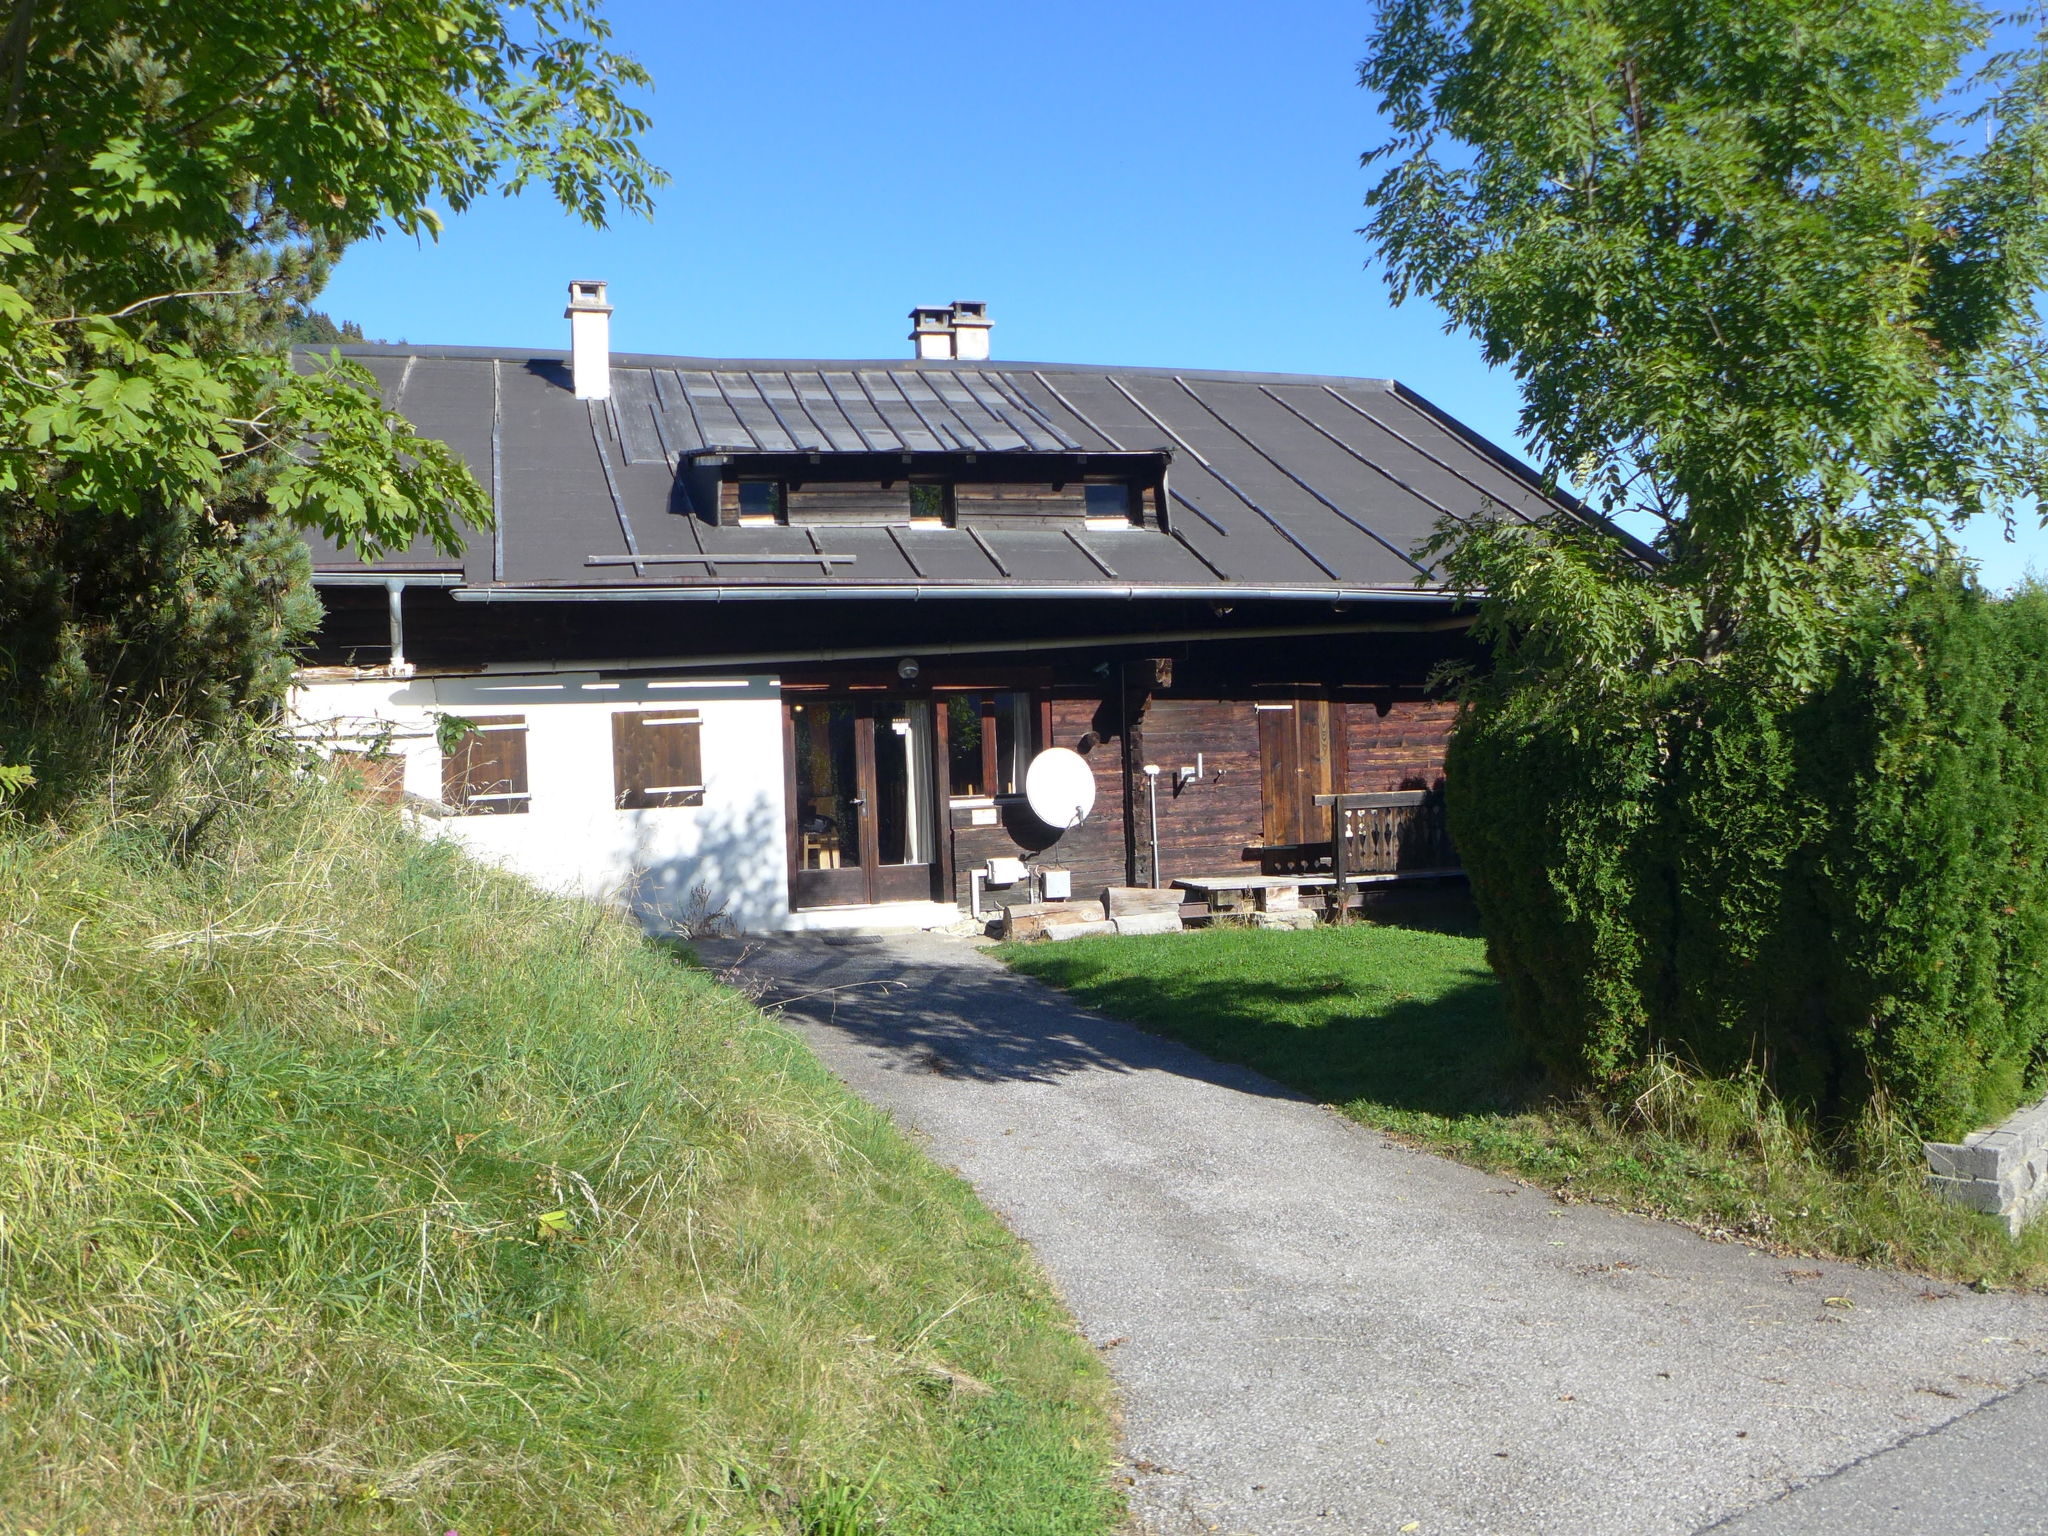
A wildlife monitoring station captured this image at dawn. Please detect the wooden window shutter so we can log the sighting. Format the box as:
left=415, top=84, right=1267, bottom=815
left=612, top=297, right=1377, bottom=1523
left=613, top=710, right=704, bottom=809
left=329, top=750, right=404, bottom=806
left=441, top=716, right=530, bottom=814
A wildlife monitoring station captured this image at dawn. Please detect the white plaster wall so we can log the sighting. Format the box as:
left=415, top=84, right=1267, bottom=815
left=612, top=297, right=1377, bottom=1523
left=289, top=671, right=791, bottom=933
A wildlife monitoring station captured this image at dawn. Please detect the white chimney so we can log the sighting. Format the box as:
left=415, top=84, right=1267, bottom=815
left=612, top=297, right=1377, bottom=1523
left=909, top=304, right=953, bottom=360
left=566, top=279, right=612, bottom=399
left=907, top=301, right=994, bottom=361
left=949, top=301, right=991, bottom=361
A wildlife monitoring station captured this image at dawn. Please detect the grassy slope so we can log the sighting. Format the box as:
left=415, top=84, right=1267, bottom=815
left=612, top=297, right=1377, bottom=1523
left=0, top=763, right=1119, bottom=1535
left=1001, top=918, right=2048, bottom=1288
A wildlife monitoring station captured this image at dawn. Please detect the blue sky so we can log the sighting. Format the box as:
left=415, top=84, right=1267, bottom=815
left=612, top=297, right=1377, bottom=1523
left=321, top=0, right=2045, bottom=589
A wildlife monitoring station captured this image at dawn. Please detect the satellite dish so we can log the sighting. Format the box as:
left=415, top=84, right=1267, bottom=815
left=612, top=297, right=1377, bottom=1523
left=1024, top=747, right=1097, bottom=829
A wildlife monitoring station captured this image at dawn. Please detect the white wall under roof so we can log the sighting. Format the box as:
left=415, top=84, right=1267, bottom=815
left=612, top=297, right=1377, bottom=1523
left=290, top=670, right=791, bottom=933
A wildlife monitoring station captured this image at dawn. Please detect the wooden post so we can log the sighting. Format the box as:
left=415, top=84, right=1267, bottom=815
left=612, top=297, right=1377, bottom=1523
left=1327, top=793, right=1348, bottom=924
left=1121, top=659, right=1155, bottom=888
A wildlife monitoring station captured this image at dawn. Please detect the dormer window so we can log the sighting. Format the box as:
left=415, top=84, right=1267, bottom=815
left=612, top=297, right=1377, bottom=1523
left=695, top=450, right=1169, bottom=530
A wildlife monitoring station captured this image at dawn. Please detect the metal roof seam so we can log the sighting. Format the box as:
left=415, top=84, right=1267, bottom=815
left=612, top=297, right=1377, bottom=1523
left=977, top=370, right=1086, bottom=450
left=1167, top=526, right=1233, bottom=581
left=490, top=359, right=505, bottom=583
left=880, top=370, right=953, bottom=451
left=884, top=524, right=927, bottom=578
left=1025, top=370, right=1123, bottom=452
left=846, top=369, right=918, bottom=451
left=707, top=371, right=767, bottom=451
left=966, top=527, right=1011, bottom=577
left=586, top=399, right=645, bottom=577
left=1174, top=378, right=1432, bottom=579
left=1315, top=386, right=1534, bottom=526
left=916, top=371, right=1002, bottom=453
left=1065, top=528, right=1118, bottom=579
left=957, top=371, right=1047, bottom=450
left=743, top=371, right=820, bottom=451
left=1109, top=376, right=1340, bottom=581
left=776, top=368, right=842, bottom=449
left=654, top=369, right=708, bottom=451
left=1167, top=490, right=1232, bottom=537
left=1270, top=387, right=1479, bottom=527
left=807, top=371, right=888, bottom=452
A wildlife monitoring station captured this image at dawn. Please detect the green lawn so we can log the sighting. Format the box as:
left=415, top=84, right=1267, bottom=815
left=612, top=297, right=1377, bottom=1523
left=0, top=755, right=1120, bottom=1536
left=1001, top=915, right=2048, bottom=1288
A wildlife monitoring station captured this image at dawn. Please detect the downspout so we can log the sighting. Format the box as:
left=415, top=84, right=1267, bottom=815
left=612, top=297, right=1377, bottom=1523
left=386, top=580, right=416, bottom=678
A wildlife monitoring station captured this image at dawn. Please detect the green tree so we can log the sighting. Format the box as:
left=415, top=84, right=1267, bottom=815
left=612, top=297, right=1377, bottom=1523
left=1360, top=3, right=2048, bottom=1127
left=0, top=0, right=662, bottom=768
left=1362, top=0, right=2048, bottom=689
left=281, top=311, right=368, bottom=346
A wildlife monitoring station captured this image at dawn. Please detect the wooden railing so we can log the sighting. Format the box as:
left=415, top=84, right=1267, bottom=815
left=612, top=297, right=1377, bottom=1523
left=1313, top=790, right=1460, bottom=887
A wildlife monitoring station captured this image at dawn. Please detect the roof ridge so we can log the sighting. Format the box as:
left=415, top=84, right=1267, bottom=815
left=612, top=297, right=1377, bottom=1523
left=294, top=342, right=1400, bottom=391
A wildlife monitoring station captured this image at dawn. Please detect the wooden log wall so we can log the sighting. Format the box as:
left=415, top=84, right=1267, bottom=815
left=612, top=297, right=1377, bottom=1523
left=1345, top=700, right=1455, bottom=792
left=951, top=482, right=1088, bottom=528
left=1141, top=698, right=1266, bottom=885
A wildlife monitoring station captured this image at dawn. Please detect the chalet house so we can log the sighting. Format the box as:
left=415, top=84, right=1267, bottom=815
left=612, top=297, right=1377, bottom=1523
left=291, top=287, right=1584, bottom=932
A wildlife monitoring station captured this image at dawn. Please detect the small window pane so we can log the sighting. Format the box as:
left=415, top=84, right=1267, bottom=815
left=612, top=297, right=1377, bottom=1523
left=946, top=691, right=1033, bottom=798
left=737, top=481, right=781, bottom=518
left=948, top=695, right=988, bottom=797
left=1084, top=484, right=1131, bottom=519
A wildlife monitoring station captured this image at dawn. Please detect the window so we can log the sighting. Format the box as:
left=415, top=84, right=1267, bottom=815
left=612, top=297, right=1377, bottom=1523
left=612, top=709, right=704, bottom=809
left=733, top=481, right=783, bottom=524
left=442, top=716, right=530, bottom=815
left=1084, top=483, right=1133, bottom=526
left=946, top=691, right=1033, bottom=799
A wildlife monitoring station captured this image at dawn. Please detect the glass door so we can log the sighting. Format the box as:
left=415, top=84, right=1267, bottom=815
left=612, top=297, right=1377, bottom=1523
left=788, top=697, right=938, bottom=909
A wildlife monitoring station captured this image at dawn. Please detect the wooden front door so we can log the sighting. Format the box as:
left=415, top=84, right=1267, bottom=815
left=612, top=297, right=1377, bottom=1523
left=787, top=697, right=938, bottom=909
left=1258, top=698, right=1345, bottom=848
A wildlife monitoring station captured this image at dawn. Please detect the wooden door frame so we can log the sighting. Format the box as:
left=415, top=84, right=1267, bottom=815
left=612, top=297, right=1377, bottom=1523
left=784, top=694, right=945, bottom=911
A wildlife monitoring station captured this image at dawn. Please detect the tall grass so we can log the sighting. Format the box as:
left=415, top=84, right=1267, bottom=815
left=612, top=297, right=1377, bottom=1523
left=0, top=739, right=1119, bottom=1534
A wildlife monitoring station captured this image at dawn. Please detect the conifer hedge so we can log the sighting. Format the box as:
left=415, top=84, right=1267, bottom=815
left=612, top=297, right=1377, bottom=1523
left=1447, top=579, right=2048, bottom=1140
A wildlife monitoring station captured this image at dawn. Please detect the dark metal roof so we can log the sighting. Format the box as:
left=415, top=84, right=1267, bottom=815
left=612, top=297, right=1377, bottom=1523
left=301, top=346, right=1588, bottom=600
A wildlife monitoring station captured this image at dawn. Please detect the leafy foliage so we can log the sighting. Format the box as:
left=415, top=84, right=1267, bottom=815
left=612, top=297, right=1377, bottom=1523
left=1367, top=0, right=2048, bottom=686
left=1362, top=2, right=2048, bottom=1137
left=0, top=0, right=663, bottom=773
left=1447, top=578, right=2048, bottom=1138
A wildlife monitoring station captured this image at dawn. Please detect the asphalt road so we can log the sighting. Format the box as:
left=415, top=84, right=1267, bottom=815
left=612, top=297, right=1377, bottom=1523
left=698, top=932, right=2048, bottom=1536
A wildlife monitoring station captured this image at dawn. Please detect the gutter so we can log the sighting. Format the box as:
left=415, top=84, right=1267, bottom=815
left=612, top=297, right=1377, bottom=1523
left=442, top=582, right=1459, bottom=605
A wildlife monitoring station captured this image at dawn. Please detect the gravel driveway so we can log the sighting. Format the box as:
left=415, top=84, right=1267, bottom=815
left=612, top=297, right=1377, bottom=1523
left=697, top=931, right=2048, bottom=1536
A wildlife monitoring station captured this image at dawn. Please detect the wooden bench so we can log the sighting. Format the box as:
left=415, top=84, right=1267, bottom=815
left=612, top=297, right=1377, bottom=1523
left=1172, top=874, right=1335, bottom=916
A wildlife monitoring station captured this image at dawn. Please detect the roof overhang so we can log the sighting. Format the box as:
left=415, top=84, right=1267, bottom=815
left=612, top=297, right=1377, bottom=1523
left=445, top=582, right=1459, bottom=604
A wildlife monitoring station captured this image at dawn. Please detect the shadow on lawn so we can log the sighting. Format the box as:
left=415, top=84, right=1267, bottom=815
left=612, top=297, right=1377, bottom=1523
left=1009, top=950, right=1536, bottom=1120
left=695, top=915, right=1539, bottom=1121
